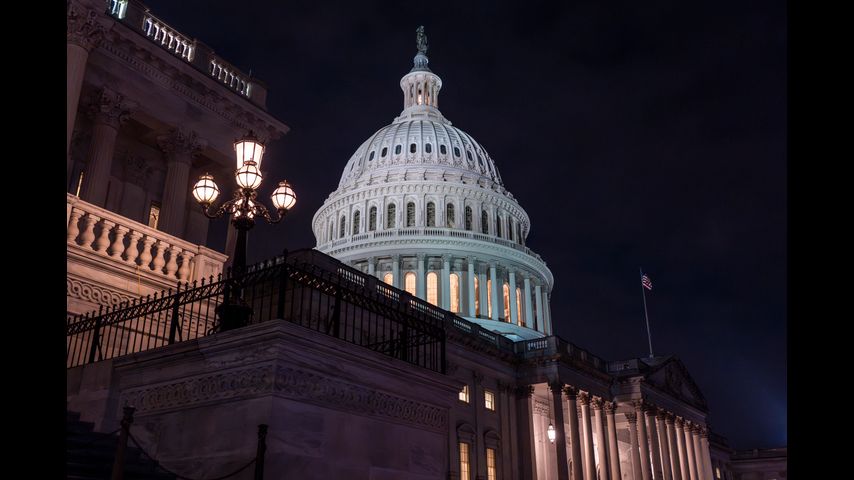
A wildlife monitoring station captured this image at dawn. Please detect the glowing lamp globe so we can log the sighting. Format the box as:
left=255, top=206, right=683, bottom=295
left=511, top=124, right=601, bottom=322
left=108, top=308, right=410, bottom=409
left=547, top=423, right=556, bottom=443
left=192, top=173, right=219, bottom=205
left=235, top=161, right=263, bottom=189
left=271, top=181, right=297, bottom=212
left=234, top=132, right=265, bottom=169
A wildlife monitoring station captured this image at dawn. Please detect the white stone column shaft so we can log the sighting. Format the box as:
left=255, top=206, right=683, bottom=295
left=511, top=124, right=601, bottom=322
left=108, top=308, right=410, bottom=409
left=676, top=420, right=691, bottom=480
left=656, top=412, right=673, bottom=480
left=80, top=89, right=135, bottom=206
left=646, top=409, right=664, bottom=480
left=467, top=257, right=476, bottom=317
left=565, top=387, right=584, bottom=480
left=691, top=429, right=704, bottom=480
left=508, top=269, right=519, bottom=325
left=605, top=403, right=622, bottom=480
left=67, top=5, right=104, bottom=180
left=635, top=403, right=653, bottom=480
left=549, top=383, right=570, bottom=480
left=441, top=255, right=451, bottom=309
left=683, top=424, right=698, bottom=480
left=478, top=270, right=488, bottom=317
left=489, top=263, right=500, bottom=321
left=416, top=254, right=426, bottom=299
left=592, top=400, right=610, bottom=480
left=667, top=417, right=683, bottom=480
left=523, top=276, right=534, bottom=328
left=579, top=393, right=596, bottom=480
left=534, top=284, right=544, bottom=332
left=392, top=255, right=401, bottom=289
left=700, top=430, right=714, bottom=480
left=627, top=412, right=644, bottom=480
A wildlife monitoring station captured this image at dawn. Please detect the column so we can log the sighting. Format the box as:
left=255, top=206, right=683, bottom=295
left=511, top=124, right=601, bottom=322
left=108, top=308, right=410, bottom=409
left=683, top=422, right=698, bottom=480
left=80, top=88, right=136, bottom=206
left=478, top=269, right=488, bottom=318
left=441, top=254, right=451, bottom=310
left=645, top=407, right=664, bottom=480
left=634, top=402, right=653, bottom=480
left=544, top=291, right=553, bottom=334
left=416, top=253, right=426, bottom=299
left=534, top=284, right=544, bottom=332
left=675, top=419, right=692, bottom=480
left=157, top=128, right=205, bottom=237
left=699, top=428, right=714, bottom=480
left=549, top=383, right=570, bottom=480
left=523, top=275, right=534, bottom=328
left=67, top=3, right=105, bottom=179
left=592, top=399, right=610, bottom=480
left=515, top=386, right=537, bottom=480
left=508, top=269, right=519, bottom=326
left=666, top=415, right=683, bottom=480
left=656, top=411, right=673, bottom=480
left=367, top=256, right=376, bottom=276
left=564, top=387, right=584, bottom=480
left=467, top=256, right=476, bottom=317
left=473, top=373, right=486, bottom=480
left=626, top=412, right=643, bottom=480
left=579, top=393, right=596, bottom=480
left=691, top=426, right=704, bottom=480
left=604, top=402, right=622, bottom=480
left=392, top=254, right=401, bottom=289
left=119, top=154, right=151, bottom=223
left=499, top=383, right=514, bottom=480
left=489, top=262, right=500, bottom=321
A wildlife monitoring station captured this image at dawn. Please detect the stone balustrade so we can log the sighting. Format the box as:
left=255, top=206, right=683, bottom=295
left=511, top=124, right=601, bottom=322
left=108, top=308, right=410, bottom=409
left=142, top=13, right=195, bottom=62
left=209, top=58, right=250, bottom=97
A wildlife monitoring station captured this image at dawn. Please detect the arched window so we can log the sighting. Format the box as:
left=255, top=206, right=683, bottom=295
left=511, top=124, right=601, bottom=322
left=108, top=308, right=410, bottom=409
left=454, top=146, right=461, bottom=157
left=440, top=145, right=447, bottom=155
left=487, top=279, right=493, bottom=318
left=387, top=204, right=396, bottom=228
left=369, top=151, right=375, bottom=161
left=496, top=216, right=502, bottom=238
left=383, top=273, right=393, bottom=285
left=481, top=211, right=489, bottom=234
left=369, top=206, right=377, bottom=231
left=406, top=202, right=415, bottom=227
left=339, top=216, right=346, bottom=238
left=446, top=203, right=455, bottom=228
left=516, top=287, right=523, bottom=326
left=352, top=211, right=361, bottom=235
left=395, top=145, right=402, bottom=155
left=381, top=147, right=388, bottom=157
left=427, top=202, right=436, bottom=227
left=427, top=272, right=438, bottom=306
left=404, top=272, right=416, bottom=295
left=503, top=283, right=510, bottom=321
left=474, top=277, right=480, bottom=316
left=410, top=143, right=417, bottom=154
left=466, top=151, right=473, bottom=163
left=465, top=206, right=473, bottom=231
left=508, top=219, right=514, bottom=242
left=450, top=273, right=460, bottom=313
left=425, top=143, right=432, bottom=153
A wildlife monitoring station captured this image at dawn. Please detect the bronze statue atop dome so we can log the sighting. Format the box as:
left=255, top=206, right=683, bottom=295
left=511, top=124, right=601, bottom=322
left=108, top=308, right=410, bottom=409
left=416, top=25, right=428, bottom=55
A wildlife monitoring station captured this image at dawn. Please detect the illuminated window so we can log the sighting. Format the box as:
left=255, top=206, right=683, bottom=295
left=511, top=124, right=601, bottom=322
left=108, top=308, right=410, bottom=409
left=481, top=211, right=489, bottom=234
left=459, top=442, right=471, bottom=480
left=446, top=203, right=455, bottom=227
left=427, top=202, right=436, bottom=227
left=369, top=207, right=377, bottom=231
left=410, top=143, right=417, bottom=153
left=404, top=272, right=416, bottom=295
left=474, top=277, right=480, bottom=316
left=383, top=273, right=393, bottom=285
left=440, top=144, right=447, bottom=155
left=503, top=283, right=510, bottom=320
left=715, top=467, right=721, bottom=479
left=148, top=202, right=161, bottom=229
left=487, top=279, right=493, bottom=318
left=387, top=204, right=396, bottom=228
left=339, top=216, right=346, bottom=238
left=450, top=273, right=460, bottom=313
left=465, top=206, right=472, bottom=230
left=516, top=287, right=523, bottom=325
left=74, top=170, right=85, bottom=197
left=395, top=145, right=402, bottom=155
left=459, top=384, right=469, bottom=403
left=484, top=389, right=495, bottom=411
left=427, top=272, right=438, bottom=305
left=486, top=448, right=497, bottom=480
left=406, top=202, right=415, bottom=227
left=352, top=210, right=360, bottom=235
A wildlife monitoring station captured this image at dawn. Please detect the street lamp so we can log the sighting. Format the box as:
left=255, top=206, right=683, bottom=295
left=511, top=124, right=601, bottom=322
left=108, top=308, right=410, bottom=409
left=191, top=133, right=296, bottom=330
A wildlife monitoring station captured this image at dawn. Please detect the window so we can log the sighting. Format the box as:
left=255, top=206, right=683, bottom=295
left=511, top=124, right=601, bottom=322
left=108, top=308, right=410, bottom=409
left=352, top=211, right=360, bottom=235
left=459, top=443, right=471, bottom=480
left=508, top=219, right=514, bottom=242
left=387, top=204, right=396, bottom=228
left=486, top=448, right=497, bottom=480
left=410, top=143, right=417, bottom=153
left=427, top=272, right=438, bottom=305
left=404, top=272, right=416, bottom=295
left=465, top=206, right=472, bottom=231
left=440, top=145, right=447, bottom=155
left=516, top=287, right=523, bottom=325
left=369, top=207, right=377, bottom=231
left=74, top=170, right=85, bottom=197
left=339, top=216, right=346, bottom=238
left=426, top=202, right=436, bottom=227
left=459, top=384, right=470, bottom=403
left=454, top=146, right=461, bottom=157
left=484, top=389, right=495, bottom=411
left=517, top=224, right=523, bottom=244
left=450, top=273, right=460, bottom=313
left=446, top=203, right=455, bottom=227
left=383, top=273, right=393, bottom=285
left=395, top=145, right=402, bottom=155
left=369, top=151, right=375, bottom=161
left=148, top=202, right=161, bottom=229
left=327, top=222, right=333, bottom=242
left=425, top=143, right=432, bottom=153
left=474, top=277, right=480, bottom=316
left=406, top=202, right=415, bottom=227
left=466, top=150, right=473, bottom=163
left=381, top=147, right=388, bottom=157
left=496, top=216, right=502, bottom=238
left=481, top=211, right=489, bottom=234
left=487, top=279, right=493, bottom=318
left=503, top=283, right=510, bottom=320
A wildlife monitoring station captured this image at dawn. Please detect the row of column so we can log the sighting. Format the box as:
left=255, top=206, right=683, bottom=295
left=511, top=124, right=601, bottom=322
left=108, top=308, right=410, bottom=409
left=624, top=401, right=715, bottom=480
left=365, top=254, right=552, bottom=334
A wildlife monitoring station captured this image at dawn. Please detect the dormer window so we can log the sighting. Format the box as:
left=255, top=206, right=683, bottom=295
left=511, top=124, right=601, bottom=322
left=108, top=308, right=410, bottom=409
left=395, top=145, right=402, bottom=155
left=410, top=143, right=417, bottom=153
left=454, top=147, right=461, bottom=157
left=425, top=143, right=432, bottom=153
left=440, top=145, right=447, bottom=155
left=381, top=147, right=388, bottom=157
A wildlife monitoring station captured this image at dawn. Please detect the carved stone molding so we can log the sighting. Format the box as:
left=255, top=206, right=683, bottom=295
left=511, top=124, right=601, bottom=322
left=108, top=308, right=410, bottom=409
left=624, top=411, right=638, bottom=423
left=67, top=2, right=106, bottom=51
left=604, top=401, right=617, bottom=414
left=123, top=153, right=153, bottom=187
left=88, top=87, right=137, bottom=129
left=156, top=127, right=207, bottom=161
left=548, top=381, right=564, bottom=395
left=578, top=391, right=591, bottom=406
left=563, top=385, right=579, bottom=399
left=67, top=277, right=135, bottom=308
left=533, top=399, right=550, bottom=416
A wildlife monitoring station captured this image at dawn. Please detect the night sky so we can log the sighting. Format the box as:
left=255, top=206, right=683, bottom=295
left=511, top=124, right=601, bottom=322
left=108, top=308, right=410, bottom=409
left=145, top=0, right=786, bottom=450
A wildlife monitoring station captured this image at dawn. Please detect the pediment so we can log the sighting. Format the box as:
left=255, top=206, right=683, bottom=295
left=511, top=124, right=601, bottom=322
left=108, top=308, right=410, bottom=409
left=645, top=358, right=708, bottom=410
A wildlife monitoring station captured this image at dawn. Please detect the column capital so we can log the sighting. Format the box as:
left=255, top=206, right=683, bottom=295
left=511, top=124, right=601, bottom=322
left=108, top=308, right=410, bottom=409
left=631, top=399, right=645, bottom=411
left=591, top=397, right=604, bottom=410
left=466, top=255, right=476, bottom=264
left=675, top=416, right=685, bottom=428
left=441, top=253, right=452, bottom=263
left=699, top=426, right=709, bottom=438
left=548, top=381, right=565, bottom=395
left=67, top=2, right=105, bottom=51
left=656, top=409, right=669, bottom=421
left=157, top=127, right=207, bottom=160
left=624, top=411, right=638, bottom=424
left=665, top=412, right=677, bottom=424
left=578, top=391, right=591, bottom=406
left=88, top=88, right=137, bottom=129
left=416, top=253, right=426, bottom=262
left=367, top=256, right=377, bottom=265
left=391, top=253, right=401, bottom=262
left=563, top=385, right=579, bottom=399
left=604, top=401, right=617, bottom=414
left=489, top=260, right=498, bottom=269
left=514, top=385, right=534, bottom=399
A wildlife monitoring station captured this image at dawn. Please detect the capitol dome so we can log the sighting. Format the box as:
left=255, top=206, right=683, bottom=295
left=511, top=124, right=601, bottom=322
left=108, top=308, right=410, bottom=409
left=313, top=30, right=553, bottom=340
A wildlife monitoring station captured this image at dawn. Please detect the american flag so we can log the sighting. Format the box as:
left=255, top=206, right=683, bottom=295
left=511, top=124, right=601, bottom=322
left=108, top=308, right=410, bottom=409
left=641, top=274, right=653, bottom=291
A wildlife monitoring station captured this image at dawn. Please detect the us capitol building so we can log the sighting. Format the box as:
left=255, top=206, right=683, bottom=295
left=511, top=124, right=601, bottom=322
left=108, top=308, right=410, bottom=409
left=65, top=2, right=785, bottom=479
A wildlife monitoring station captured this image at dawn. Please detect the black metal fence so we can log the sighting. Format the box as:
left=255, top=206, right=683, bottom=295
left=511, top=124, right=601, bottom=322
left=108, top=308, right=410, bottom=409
left=66, top=249, right=446, bottom=373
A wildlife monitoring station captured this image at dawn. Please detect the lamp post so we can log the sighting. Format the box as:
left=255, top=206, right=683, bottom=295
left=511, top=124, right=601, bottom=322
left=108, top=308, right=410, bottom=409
left=191, top=133, right=296, bottom=330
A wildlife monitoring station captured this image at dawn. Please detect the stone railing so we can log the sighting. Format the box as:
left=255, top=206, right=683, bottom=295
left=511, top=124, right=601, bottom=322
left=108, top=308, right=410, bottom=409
left=141, top=12, right=195, bottom=62
left=67, top=193, right=227, bottom=284
left=515, top=336, right=608, bottom=373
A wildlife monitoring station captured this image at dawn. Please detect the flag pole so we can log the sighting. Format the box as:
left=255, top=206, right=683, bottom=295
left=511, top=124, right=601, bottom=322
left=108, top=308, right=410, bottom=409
left=640, top=267, right=654, bottom=358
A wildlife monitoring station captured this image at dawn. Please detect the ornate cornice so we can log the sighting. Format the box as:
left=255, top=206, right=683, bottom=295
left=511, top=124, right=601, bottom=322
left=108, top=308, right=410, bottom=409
left=67, top=2, right=106, bottom=51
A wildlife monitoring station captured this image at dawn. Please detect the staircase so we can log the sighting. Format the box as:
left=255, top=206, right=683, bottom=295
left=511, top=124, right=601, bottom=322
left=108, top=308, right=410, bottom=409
left=66, top=410, right=175, bottom=480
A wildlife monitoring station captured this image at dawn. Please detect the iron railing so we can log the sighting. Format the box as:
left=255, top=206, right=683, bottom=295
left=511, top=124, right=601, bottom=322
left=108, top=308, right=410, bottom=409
left=67, top=249, right=446, bottom=373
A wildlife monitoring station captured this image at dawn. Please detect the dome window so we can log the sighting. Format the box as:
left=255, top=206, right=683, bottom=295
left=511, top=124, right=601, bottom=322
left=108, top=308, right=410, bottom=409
left=395, top=145, right=402, bottom=155
left=425, top=143, right=432, bottom=154
left=381, top=147, right=388, bottom=157
left=406, top=202, right=415, bottom=227
left=454, top=147, right=461, bottom=157
left=339, top=216, right=346, bottom=239
left=410, top=143, right=417, bottom=154
left=369, top=206, right=377, bottom=231
left=446, top=203, right=455, bottom=227
left=387, top=203, right=396, bottom=228
left=466, top=151, right=473, bottom=163
left=440, top=145, right=447, bottom=155
left=481, top=211, right=489, bottom=234
left=369, top=151, right=375, bottom=161
left=465, top=206, right=473, bottom=231
left=352, top=210, right=361, bottom=235
left=427, top=202, right=436, bottom=227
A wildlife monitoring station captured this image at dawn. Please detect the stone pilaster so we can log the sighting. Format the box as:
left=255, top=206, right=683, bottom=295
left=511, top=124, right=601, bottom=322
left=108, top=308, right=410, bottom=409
left=467, top=256, right=476, bottom=317
left=508, top=268, right=519, bottom=325
left=489, top=262, right=500, bottom=321
left=441, top=254, right=451, bottom=310
left=67, top=2, right=105, bottom=177
left=416, top=253, right=426, bottom=299
left=523, top=275, right=533, bottom=328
